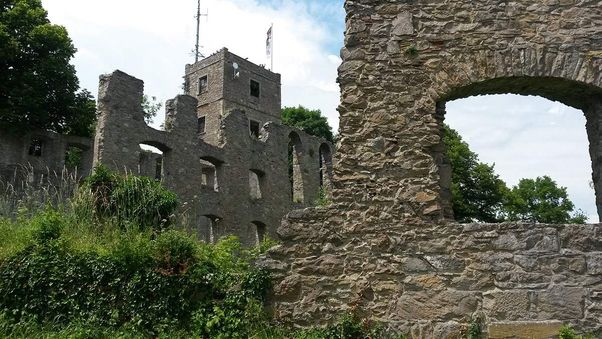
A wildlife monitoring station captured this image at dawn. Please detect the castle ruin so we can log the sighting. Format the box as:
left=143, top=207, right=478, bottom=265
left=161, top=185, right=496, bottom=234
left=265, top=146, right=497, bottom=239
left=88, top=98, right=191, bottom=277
left=0, top=48, right=334, bottom=247
left=262, top=0, right=602, bottom=337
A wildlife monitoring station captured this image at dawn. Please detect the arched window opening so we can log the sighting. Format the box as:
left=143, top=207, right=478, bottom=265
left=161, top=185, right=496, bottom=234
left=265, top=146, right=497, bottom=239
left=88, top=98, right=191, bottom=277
left=199, top=214, right=221, bottom=243
left=64, top=144, right=86, bottom=171
left=319, top=143, right=332, bottom=191
left=200, top=156, right=222, bottom=192
left=139, top=143, right=164, bottom=181
left=288, top=132, right=304, bottom=204
left=252, top=221, right=266, bottom=245
left=249, top=169, right=264, bottom=200
left=440, top=85, right=598, bottom=224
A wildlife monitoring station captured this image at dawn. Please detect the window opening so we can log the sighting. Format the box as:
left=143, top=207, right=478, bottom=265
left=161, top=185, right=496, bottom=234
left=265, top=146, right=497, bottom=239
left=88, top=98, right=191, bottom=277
left=288, top=132, right=304, bottom=204
left=252, top=221, right=266, bottom=245
left=200, top=157, right=220, bottom=192
left=250, top=79, right=260, bottom=98
left=198, top=116, right=206, bottom=134
left=198, top=75, right=208, bottom=94
left=28, top=139, right=43, bottom=157
left=65, top=145, right=84, bottom=170
left=249, top=170, right=263, bottom=200
left=138, top=144, right=164, bottom=179
left=200, top=215, right=221, bottom=243
left=249, top=120, right=260, bottom=138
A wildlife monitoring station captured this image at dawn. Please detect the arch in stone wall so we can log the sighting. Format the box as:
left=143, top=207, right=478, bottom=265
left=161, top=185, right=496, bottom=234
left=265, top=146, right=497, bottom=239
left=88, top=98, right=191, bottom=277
left=423, top=51, right=602, bottom=221
left=319, top=143, right=333, bottom=193
left=288, top=131, right=304, bottom=204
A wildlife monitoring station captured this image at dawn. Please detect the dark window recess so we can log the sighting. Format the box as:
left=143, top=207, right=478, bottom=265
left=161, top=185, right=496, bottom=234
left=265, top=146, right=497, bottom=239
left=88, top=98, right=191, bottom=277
left=250, top=80, right=260, bottom=98
left=28, top=139, right=43, bottom=157
left=198, top=75, right=208, bottom=94
left=249, top=120, right=260, bottom=138
left=198, top=116, right=206, bottom=133
left=155, top=158, right=163, bottom=181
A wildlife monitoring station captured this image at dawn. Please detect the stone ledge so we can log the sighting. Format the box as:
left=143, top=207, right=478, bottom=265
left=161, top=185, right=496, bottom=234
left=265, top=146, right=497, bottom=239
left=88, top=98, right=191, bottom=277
left=487, top=321, right=563, bottom=339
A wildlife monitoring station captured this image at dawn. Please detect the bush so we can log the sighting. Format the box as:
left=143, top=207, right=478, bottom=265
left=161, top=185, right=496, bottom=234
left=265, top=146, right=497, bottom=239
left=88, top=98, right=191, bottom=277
left=82, top=166, right=177, bottom=231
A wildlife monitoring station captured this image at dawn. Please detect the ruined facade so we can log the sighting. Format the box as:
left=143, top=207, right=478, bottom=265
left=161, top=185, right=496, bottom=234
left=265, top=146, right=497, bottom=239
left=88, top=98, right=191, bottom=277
left=262, top=0, right=602, bottom=337
left=1, top=49, right=334, bottom=246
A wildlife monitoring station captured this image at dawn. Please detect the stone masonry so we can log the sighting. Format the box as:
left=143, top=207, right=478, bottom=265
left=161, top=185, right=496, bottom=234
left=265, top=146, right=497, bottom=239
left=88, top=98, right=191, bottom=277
left=1, top=49, right=334, bottom=246
left=262, top=0, right=602, bottom=337
left=93, top=49, right=334, bottom=246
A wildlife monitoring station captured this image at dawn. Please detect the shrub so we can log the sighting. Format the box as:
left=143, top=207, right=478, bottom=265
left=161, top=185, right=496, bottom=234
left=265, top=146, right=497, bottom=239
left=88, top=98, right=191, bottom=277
left=81, top=166, right=177, bottom=231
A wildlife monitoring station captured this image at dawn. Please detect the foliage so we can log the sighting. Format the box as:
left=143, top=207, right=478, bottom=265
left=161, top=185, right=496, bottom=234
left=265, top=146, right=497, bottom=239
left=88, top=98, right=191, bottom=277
left=141, top=94, right=162, bottom=125
left=282, top=106, right=334, bottom=143
left=0, top=0, right=97, bottom=137
left=81, top=165, right=178, bottom=231
left=444, top=125, right=587, bottom=224
left=505, top=176, right=587, bottom=224
left=314, top=187, right=331, bottom=207
left=558, top=325, right=595, bottom=339
left=64, top=146, right=83, bottom=170
left=443, top=125, right=508, bottom=222
left=465, top=314, right=482, bottom=339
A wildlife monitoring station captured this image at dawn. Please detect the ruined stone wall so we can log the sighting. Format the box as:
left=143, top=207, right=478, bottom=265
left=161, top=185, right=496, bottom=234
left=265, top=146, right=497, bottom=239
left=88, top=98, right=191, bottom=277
left=264, top=210, right=602, bottom=337
left=263, top=0, right=602, bottom=336
left=94, top=70, right=333, bottom=246
left=0, top=130, right=93, bottom=181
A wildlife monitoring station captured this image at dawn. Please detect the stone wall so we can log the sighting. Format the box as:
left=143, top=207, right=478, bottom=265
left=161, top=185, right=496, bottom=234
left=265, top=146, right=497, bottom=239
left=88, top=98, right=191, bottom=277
left=94, top=70, right=333, bottom=246
left=334, top=0, right=602, bottom=221
left=264, top=208, right=602, bottom=336
left=0, top=130, right=93, bottom=182
left=263, top=0, right=602, bottom=336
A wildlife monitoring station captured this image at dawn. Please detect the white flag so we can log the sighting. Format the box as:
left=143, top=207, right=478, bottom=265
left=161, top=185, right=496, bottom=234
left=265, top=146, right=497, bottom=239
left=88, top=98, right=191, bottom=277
left=266, top=25, right=273, bottom=69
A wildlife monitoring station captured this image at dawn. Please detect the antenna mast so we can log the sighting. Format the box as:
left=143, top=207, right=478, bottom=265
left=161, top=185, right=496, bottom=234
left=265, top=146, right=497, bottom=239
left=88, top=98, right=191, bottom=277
left=195, top=0, right=208, bottom=63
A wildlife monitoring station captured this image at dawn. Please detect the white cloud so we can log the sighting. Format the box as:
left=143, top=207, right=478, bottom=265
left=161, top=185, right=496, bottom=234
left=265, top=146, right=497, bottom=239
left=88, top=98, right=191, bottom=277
left=41, top=0, right=342, bottom=131
left=447, top=94, right=596, bottom=222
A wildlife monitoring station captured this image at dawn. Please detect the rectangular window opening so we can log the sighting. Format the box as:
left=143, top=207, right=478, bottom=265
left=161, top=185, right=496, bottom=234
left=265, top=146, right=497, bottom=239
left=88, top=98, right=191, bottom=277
left=250, top=79, right=260, bottom=98
left=198, top=75, right=208, bottom=94
left=28, top=139, right=43, bottom=157
left=249, top=120, right=260, bottom=138
left=198, top=116, right=206, bottom=134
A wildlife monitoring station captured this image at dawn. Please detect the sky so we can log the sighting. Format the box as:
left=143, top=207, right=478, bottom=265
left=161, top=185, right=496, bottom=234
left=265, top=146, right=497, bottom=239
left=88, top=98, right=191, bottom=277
left=41, top=0, right=597, bottom=222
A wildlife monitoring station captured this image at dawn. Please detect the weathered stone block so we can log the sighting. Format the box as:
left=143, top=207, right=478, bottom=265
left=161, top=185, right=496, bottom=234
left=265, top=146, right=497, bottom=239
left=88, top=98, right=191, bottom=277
left=483, top=290, right=532, bottom=321
left=488, top=321, right=563, bottom=339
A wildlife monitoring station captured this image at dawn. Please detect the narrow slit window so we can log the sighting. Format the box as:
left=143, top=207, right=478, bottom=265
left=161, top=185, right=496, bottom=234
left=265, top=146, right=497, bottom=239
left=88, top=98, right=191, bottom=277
left=249, top=120, right=260, bottom=138
left=250, top=79, right=260, bottom=98
left=198, top=116, right=206, bottom=134
left=198, top=75, right=208, bottom=94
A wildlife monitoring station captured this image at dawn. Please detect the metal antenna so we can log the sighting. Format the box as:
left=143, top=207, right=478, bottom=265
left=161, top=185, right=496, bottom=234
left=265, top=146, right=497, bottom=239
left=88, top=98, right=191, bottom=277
left=195, top=0, right=208, bottom=63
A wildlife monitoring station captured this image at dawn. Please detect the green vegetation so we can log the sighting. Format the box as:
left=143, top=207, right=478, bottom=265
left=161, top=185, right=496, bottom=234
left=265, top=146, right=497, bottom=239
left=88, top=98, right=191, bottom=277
left=141, top=94, right=162, bottom=125
left=0, top=0, right=96, bottom=137
left=444, top=124, right=587, bottom=224
left=0, top=167, right=272, bottom=338
left=559, top=325, right=595, bottom=339
left=282, top=106, right=334, bottom=143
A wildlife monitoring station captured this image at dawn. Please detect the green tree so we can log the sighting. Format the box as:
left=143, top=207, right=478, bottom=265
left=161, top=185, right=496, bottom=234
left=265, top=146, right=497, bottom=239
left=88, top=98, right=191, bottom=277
left=505, top=176, right=587, bottom=224
left=141, top=94, right=162, bottom=125
left=443, top=125, right=509, bottom=223
left=0, top=0, right=96, bottom=136
left=281, top=105, right=334, bottom=142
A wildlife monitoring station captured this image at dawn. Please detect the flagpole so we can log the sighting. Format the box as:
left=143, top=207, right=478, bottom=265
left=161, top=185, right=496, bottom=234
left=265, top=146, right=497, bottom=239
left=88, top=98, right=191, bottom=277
left=270, top=23, right=274, bottom=71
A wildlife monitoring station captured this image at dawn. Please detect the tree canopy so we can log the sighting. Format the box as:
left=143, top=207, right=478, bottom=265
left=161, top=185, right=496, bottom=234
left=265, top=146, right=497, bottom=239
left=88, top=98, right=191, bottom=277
left=443, top=125, right=508, bottom=223
left=443, top=124, right=586, bottom=224
left=0, top=0, right=96, bottom=136
left=281, top=106, right=334, bottom=142
left=505, top=176, right=587, bottom=224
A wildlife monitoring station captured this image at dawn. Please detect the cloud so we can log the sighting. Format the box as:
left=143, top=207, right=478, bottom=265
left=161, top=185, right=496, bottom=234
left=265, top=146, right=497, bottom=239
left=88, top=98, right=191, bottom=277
left=41, top=0, right=342, bottom=132
left=447, top=94, right=596, bottom=222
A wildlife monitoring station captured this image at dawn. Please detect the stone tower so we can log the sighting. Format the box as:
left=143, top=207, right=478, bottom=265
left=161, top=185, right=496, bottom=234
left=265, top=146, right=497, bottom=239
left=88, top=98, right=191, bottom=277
left=184, top=48, right=282, bottom=144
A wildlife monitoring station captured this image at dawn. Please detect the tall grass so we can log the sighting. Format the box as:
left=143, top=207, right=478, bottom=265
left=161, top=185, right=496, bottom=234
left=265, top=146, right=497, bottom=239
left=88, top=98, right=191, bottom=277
left=0, top=165, right=80, bottom=221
